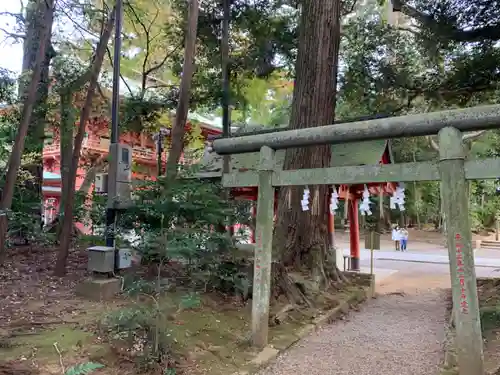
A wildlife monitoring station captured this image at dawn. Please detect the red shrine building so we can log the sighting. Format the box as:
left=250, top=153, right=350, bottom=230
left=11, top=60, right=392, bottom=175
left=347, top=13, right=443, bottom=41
left=200, top=125, right=397, bottom=270
left=42, top=115, right=222, bottom=229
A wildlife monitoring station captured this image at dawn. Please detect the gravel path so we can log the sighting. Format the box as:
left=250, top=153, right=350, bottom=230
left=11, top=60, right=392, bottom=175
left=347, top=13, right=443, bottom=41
left=258, top=289, right=447, bottom=375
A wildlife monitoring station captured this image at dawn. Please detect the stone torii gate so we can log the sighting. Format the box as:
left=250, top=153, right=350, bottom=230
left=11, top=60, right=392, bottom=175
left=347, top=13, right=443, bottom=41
left=212, top=104, right=500, bottom=375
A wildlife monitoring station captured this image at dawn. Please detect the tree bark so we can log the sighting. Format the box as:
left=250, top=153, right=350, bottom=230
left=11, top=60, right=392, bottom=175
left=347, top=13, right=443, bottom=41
left=54, top=8, right=116, bottom=276
left=165, top=0, right=199, bottom=177
left=273, top=0, right=342, bottom=293
left=59, top=92, right=75, bottom=216
left=0, top=0, right=54, bottom=260
left=19, top=0, right=56, bottom=216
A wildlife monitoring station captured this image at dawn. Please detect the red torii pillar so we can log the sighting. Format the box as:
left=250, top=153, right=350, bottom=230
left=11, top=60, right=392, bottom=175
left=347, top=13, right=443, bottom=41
left=348, top=195, right=360, bottom=271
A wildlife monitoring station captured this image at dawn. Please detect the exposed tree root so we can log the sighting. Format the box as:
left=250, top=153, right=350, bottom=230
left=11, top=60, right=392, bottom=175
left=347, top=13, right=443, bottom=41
left=272, top=263, right=314, bottom=308
left=269, top=248, right=353, bottom=325
left=270, top=303, right=296, bottom=326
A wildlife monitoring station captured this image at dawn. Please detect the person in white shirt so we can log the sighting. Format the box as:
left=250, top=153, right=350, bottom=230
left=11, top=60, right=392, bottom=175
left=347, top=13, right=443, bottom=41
left=400, top=227, right=409, bottom=251
left=392, top=225, right=400, bottom=251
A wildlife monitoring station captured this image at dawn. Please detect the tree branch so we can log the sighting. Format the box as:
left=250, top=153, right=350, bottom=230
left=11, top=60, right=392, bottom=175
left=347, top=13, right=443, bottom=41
left=462, top=130, right=487, bottom=142
left=427, top=130, right=487, bottom=151
left=426, top=136, right=439, bottom=151
left=0, top=11, right=24, bottom=24
left=143, top=43, right=182, bottom=77
left=0, top=28, right=25, bottom=41
left=105, top=46, right=134, bottom=96
left=392, top=0, right=500, bottom=43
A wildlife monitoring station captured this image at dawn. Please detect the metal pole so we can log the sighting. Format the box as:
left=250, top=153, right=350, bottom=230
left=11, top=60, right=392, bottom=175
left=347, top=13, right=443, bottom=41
left=212, top=104, right=500, bottom=154
left=105, top=0, right=123, bottom=248
left=221, top=0, right=231, bottom=175
left=221, top=0, right=230, bottom=140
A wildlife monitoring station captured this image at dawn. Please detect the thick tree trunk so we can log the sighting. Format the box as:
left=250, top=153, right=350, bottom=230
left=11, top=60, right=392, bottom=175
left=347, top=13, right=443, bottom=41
left=54, top=8, right=115, bottom=276
left=20, top=0, right=56, bottom=216
left=273, top=0, right=342, bottom=295
left=0, top=0, right=53, bottom=260
left=165, top=0, right=199, bottom=177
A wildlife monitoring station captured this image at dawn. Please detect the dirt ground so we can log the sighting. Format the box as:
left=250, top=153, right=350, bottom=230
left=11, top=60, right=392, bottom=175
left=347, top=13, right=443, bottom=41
left=1, top=230, right=498, bottom=375
left=0, top=246, right=369, bottom=375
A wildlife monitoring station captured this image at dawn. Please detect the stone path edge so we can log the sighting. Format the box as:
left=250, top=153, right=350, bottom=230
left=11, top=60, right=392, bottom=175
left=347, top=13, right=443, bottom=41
left=230, top=286, right=370, bottom=375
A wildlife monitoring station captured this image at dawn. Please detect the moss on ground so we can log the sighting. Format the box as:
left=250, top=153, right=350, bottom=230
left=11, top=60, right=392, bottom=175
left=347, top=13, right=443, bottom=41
left=0, top=282, right=368, bottom=375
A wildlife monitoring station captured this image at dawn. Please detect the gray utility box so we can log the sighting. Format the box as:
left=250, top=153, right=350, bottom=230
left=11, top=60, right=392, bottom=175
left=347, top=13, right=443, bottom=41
left=87, top=246, right=115, bottom=273
left=106, top=143, right=133, bottom=209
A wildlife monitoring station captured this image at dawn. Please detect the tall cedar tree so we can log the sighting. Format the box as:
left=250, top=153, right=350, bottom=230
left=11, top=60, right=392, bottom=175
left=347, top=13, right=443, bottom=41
left=273, top=0, right=344, bottom=300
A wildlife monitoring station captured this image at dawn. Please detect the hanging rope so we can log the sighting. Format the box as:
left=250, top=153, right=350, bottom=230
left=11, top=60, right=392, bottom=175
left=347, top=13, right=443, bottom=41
left=390, top=182, right=406, bottom=211
left=359, top=184, right=372, bottom=216
left=301, top=186, right=310, bottom=211
left=330, top=185, right=339, bottom=215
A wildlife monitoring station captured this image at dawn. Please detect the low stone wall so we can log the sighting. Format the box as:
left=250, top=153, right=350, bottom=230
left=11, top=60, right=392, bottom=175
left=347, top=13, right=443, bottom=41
left=343, top=271, right=375, bottom=288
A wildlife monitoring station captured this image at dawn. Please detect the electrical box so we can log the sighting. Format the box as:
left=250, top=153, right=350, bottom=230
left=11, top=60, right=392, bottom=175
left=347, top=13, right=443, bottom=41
left=87, top=246, right=115, bottom=273
left=94, top=173, right=108, bottom=193
left=107, top=143, right=132, bottom=209
left=117, top=248, right=132, bottom=269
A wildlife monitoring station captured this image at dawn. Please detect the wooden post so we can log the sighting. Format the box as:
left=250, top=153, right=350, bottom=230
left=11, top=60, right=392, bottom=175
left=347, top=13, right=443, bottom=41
left=438, top=127, right=484, bottom=375
left=495, top=215, right=499, bottom=242
left=369, top=231, right=375, bottom=298
left=251, top=146, right=275, bottom=348
left=250, top=204, right=256, bottom=243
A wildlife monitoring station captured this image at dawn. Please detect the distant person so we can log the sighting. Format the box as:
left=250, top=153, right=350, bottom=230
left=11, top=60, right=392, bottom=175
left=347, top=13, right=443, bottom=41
left=400, top=226, right=409, bottom=252
left=392, top=225, right=400, bottom=251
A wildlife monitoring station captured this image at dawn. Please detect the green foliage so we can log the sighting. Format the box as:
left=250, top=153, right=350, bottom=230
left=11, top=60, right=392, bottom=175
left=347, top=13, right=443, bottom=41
left=65, top=362, right=105, bottom=375
left=0, top=68, right=16, bottom=104
left=480, top=305, right=500, bottom=332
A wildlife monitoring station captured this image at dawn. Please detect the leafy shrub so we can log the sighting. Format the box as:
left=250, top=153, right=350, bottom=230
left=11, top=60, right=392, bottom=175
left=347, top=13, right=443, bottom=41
left=65, top=362, right=104, bottom=375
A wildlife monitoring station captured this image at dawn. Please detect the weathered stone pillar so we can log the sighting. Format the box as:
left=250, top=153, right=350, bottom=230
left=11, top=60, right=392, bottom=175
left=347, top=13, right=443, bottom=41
left=251, top=146, right=275, bottom=348
left=438, top=126, right=484, bottom=375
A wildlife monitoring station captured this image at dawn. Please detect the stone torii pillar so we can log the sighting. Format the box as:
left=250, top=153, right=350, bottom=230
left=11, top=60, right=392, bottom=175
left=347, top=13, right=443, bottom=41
left=439, top=127, right=484, bottom=375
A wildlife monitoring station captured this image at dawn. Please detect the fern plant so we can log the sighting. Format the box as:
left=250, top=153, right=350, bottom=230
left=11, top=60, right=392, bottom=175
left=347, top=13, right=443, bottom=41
left=65, top=362, right=104, bottom=375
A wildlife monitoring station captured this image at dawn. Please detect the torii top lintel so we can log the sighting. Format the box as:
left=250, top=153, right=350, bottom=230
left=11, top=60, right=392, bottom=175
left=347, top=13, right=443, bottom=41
left=199, top=129, right=398, bottom=200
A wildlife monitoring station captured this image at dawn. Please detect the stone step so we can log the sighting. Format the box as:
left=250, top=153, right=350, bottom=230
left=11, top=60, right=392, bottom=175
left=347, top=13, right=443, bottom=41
left=480, top=240, right=500, bottom=249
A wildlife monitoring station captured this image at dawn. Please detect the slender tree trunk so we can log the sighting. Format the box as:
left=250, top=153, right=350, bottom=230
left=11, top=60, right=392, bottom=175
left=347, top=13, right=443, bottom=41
left=20, top=0, right=56, bottom=218
left=78, top=156, right=107, bottom=195
left=0, top=0, right=54, bottom=260
left=165, top=0, right=199, bottom=177
left=54, top=8, right=116, bottom=276
left=274, top=0, right=342, bottom=294
left=59, top=92, right=75, bottom=216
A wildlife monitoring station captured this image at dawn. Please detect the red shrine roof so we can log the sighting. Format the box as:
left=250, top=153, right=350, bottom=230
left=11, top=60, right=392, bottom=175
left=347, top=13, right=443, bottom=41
left=198, top=125, right=396, bottom=199
left=199, top=139, right=393, bottom=178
